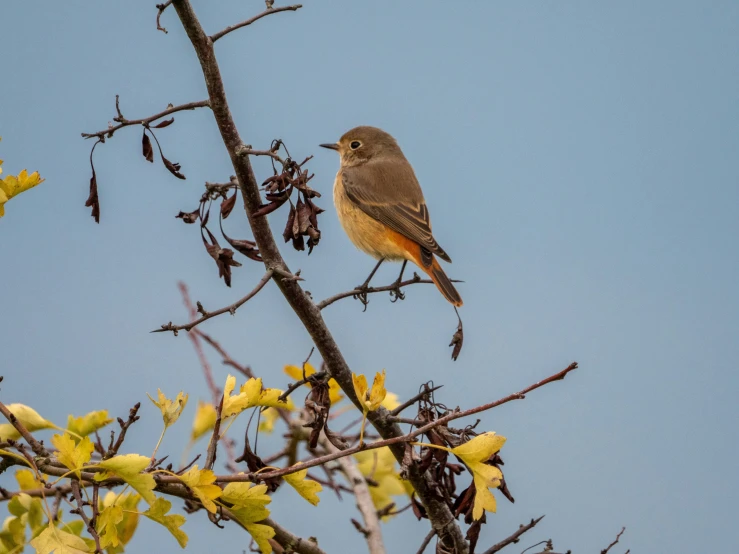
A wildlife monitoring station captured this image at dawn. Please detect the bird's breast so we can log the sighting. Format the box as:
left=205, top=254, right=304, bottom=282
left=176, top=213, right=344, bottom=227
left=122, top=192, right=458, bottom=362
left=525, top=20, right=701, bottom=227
left=333, top=170, right=408, bottom=261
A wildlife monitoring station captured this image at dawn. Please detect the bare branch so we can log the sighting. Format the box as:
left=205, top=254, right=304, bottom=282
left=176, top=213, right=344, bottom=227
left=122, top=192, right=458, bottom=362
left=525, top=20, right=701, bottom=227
left=81, top=99, right=210, bottom=140
left=168, top=1, right=470, bottom=549
left=322, top=434, right=385, bottom=554
left=193, top=329, right=255, bottom=378
left=70, top=479, right=102, bottom=554
left=317, top=274, right=451, bottom=310
left=482, top=516, right=545, bottom=554
left=153, top=270, right=274, bottom=334
left=105, top=403, right=141, bottom=459
left=204, top=395, right=224, bottom=470
left=261, top=516, right=326, bottom=554
left=179, top=282, right=221, bottom=404
left=389, top=384, right=443, bottom=416
left=601, top=527, right=626, bottom=554
left=213, top=362, right=579, bottom=484
left=156, top=1, right=173, bottom=33
left=415, top=529, right=436, bottom=554
left=210, top=4, right=303, bottom=43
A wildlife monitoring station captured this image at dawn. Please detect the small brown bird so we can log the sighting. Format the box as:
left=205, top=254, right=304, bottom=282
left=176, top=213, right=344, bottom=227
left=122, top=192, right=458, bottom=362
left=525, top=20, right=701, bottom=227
left=321, top=126, right=462, bottom=306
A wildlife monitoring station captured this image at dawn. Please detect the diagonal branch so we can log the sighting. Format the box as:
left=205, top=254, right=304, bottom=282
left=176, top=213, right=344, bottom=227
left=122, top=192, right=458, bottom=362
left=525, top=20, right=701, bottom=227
left=81, top=99, right=210, bottom=140
left=482, top=516, right=545, bottom=554
left=169, top=1, right=466, bottom=550
left=0, top=395, right=49, bottom=457
left=212, top=362, right=578, bottom=483
left=601, top=527, right=626, bottom=554
left=210, top=4, right=303, bottom=43
left=321, top=434, right=385, bottom=554
left=152, top=269, right=274, bottom=334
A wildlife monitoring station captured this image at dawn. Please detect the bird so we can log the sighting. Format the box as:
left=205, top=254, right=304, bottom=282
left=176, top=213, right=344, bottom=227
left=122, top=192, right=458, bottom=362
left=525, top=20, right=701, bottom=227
left=320, top=126, right=462, bottom=307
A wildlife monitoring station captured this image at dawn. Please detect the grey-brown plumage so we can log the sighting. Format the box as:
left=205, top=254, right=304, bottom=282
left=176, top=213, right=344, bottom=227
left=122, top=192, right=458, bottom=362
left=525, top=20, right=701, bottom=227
left=321, top=126, right=462, bottom=306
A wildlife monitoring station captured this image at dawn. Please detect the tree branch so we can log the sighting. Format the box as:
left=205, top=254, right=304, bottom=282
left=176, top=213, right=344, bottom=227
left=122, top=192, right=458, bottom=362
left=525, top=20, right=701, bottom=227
left=317, top=274, right=451, bottom=310
left=81, top=99, right=210, bottom=140
left=153, top=269, right=274, bottom=334
left=261, top=516, right=326, bottom=554
left=321, top=434, right=385, bottom=554
left=601, top=527, right=626, bottom=554
left=70, top=479, right=102, bottom=554
left=168, top=1, right=468, bottom=550
left=213, top=362, right=579, bottom=484
left=482, top=516, right=545, bottom=554
left=210, top=4, right=303, bottom=43
left=0, top=395, right=49, bottom=457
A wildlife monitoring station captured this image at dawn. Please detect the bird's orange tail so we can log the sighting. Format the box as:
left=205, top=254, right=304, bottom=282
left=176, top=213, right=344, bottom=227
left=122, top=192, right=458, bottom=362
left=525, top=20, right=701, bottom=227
left=426, top=256, right=463, bottom=307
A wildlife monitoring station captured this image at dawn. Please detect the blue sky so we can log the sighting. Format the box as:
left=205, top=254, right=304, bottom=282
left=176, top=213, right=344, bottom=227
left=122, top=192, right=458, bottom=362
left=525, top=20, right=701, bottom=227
left=2, top=1, right=738, bottom=552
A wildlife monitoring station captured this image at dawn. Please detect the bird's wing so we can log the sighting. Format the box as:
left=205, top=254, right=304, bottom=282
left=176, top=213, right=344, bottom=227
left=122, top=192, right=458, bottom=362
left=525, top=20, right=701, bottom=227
left=341, top=161, right=451, bottom=263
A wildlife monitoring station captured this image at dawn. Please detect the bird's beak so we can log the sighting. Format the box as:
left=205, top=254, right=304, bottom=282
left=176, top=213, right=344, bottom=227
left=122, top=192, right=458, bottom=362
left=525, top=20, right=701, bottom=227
left=319, top=143, right=339, bottom=151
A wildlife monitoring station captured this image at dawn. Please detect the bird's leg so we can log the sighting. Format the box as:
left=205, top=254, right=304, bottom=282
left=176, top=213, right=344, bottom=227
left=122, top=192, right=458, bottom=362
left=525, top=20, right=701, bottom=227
left=353, top=258, right=384, bottom=311
left=389, top=260, right=408, bottom=303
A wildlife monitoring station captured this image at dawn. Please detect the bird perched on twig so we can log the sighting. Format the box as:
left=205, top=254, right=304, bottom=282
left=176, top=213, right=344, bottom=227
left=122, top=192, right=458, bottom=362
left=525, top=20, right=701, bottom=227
left=321, top=126, right=462, bottom=307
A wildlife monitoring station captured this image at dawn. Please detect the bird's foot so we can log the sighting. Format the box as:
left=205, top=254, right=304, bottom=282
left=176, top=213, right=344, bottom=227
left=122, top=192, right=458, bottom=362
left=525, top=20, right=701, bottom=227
left=352, top=283, right=374, bottom=312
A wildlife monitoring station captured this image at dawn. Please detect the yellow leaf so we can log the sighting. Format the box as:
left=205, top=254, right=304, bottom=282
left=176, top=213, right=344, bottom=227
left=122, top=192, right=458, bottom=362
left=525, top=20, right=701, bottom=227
left=352, top=370, right=387, bottom=412
left=8, top=492, right=44, bottom=533
left=243, top=523, right=275, bottom=554
left=96, top=505, right=123, bottom=548
left=147, top=389, right=188, bottom=428
left=30, top=523, right=92, bottom=554
left=258, top=408, right=279, bottom=434
left=51, top=433, right=93, bottom=478
left=282, top=467, right=322, bottom=506
left=0, top=516, right=25, bottom=552
left=100, top=492, right=140, bottom=553
left=222, top=375, right=287, bottom=419
left=66, top=410, right=113, bottom=438
left=0, top=164, right=44, bottom=218
left=94, top=454, right=156, bottom=505
left=179, top=465, right=222, bottom=514
left=190, top=401, right=217, bottom=442
left=284, top=363, right=344, bottom=404
left=15, top=468, right=42, bottom=490
left=381, top=392, right=400, bottom=411
left=223, top=482, right=274, bottom=554
left=221, top=481, right=271, bottom=522
left=450, top=432, right=506, bottom=520
left=355, top=447, right=407, bottom=519
left=143, top=497, right=188, bottom=548
left=0, top=403, right=56, bottom=440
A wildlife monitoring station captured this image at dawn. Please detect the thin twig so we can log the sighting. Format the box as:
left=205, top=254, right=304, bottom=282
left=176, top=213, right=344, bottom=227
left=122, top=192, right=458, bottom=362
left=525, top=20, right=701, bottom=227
left=210, top=5, right=303, bottom=43
left=70, top=479, right=102, bottom=553
left=179, top=282, right=220, bottom=405
left=105, top=403, right=141, bottom=459
left=321, top=434, right=385, bottom=554
left=213, top=362, right=579, bottom=483
left=205, top=395, right=224, bottom=470
left=193, top=329, right=254, bottom=378
left=389, top=385, right=443, bottom=416
left=482, top=516, right=545, bottom=554
left=81, top=100, right=209, bottom=140
left=156, top=1, right=173, bottom=33
left=318, top=275, right=462, bottom=310
left=153, top=270, right=274, bottom=334
left=416, top=529, right=436, bottom=554
left=601, top=527, right=626, bottom=554
left=0, top=397, right=49, bottom=457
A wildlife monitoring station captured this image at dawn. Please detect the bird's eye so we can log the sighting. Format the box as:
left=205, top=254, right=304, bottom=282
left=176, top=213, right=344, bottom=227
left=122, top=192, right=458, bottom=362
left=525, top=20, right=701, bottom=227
left=350, top=141, right=361, bottom=150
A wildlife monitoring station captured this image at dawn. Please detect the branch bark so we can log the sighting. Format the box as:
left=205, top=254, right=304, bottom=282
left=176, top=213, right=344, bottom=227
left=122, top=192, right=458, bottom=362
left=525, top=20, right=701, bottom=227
left=168, top=1, right=468, bottom=551
left=321, top=435, right=385, bottom=554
